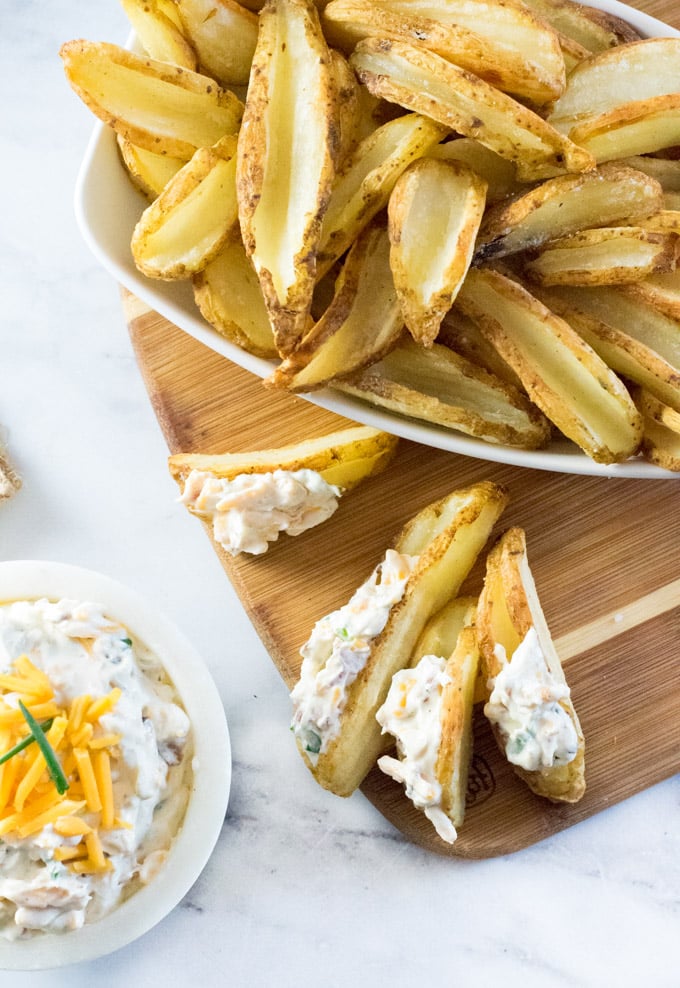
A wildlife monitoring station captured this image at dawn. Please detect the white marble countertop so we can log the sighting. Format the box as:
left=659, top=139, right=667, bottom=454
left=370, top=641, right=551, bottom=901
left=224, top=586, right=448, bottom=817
left=1, top=1, right=678, bottom=984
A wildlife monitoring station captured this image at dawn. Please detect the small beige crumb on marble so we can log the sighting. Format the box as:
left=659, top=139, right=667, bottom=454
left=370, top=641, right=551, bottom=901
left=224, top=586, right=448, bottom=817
left=0, top=444, right=21, bottom=502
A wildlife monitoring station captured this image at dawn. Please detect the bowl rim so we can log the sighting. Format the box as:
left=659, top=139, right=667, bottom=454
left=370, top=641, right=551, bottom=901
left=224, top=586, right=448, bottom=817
left=0, top=560, right=231, bottom=971
left=73, top=0, right=680, bottom=480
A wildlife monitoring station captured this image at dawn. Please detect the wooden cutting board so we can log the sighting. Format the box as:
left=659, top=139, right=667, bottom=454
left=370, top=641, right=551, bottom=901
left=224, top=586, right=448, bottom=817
left=123, top=281, right=680, bottom=859
left=119, top=0, right=680, bottom=861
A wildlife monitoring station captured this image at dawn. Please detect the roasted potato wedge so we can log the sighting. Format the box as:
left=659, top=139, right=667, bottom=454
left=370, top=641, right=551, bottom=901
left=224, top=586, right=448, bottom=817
left=323, top=0, right=566, bottom=105
left=119, top=0, right=197, bottom=68
left=329, top=48, right=363, bottom=166
left=171, top=425, right=400, bottom=556
left=267, top=223, right=403, bottom=391
left=438, top=309, right=524, bottom=392
left=237, top=0, right=337, bottom=356
left=168, top=424, right=399, bottom=489
left=619, top=156, right=680, bottom=193
left=533, top=284, right=680, bottom=414
left=549, top=39, right=680, bottom=136
left=621, top=270, right=680, bottom=320
left=349, top=38, right=593, bottom=181
left=429, top=138, right=520, bottom=204
left=317, top=113, right=449, bottom=277
left=193, top=238, right=277, bottom=357
left=174, top=0, right=258, bottom=86
left=388, top=158, right=487, bottom=345
left=570, top=95, right=680, bottom=163
left=519, top=0, right=640, bottom=53
left=131, top=134, right=239, bottom=278
left=631, top=387, right=680, bottom=472
left=290, top=480, right=508, bottom=796
left=376, top=599, right=480, bottom=843
left=60, top=40, right=243, bottom=158
left=117, top=137, right=185, bottom=198
left=477, top=526, right=585, bottom=803
left=455, top=268, right=643, bottom=463
left=334, top=336, right=552, bottom=449
left=523, top=226, right=677, bottom=287
left=475, top=164, right=663, bottom=262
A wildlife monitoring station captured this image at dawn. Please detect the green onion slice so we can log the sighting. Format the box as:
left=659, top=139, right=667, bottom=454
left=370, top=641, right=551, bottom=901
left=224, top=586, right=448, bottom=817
left=18, top=702, right=70, bottom=795
left=0, top=718, right=55, bottom=766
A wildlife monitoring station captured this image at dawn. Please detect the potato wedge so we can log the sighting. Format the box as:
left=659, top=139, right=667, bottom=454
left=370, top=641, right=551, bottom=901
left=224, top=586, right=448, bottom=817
left=168, top=423, right=399, bottom=489
left=119, top=0, right=197, bottom=68
left=549, top=39, right=680, bottom=135
left=171, top=425, right=399, bottom=556
left=429, top=138, right=520, bottom=204
left=621, top=270, right=680, bottom=320
left=334, top=336, right=552, bottom=449
left=619, top=156, right=680, bottom=193
left=376, top=600, right=480, bottom=843
left=475, top=164, right=663, bottom=262
left=131, top=134, right=239, bottom=278
left=329, top=48, right=363, bottom=167
left=317, top=113, right=449, bottom=278
left=349, top=38, right=593, bottom=181
left=60, top=40, right=243, bottom=158
left=455, top=268, right=643, bottom=462
left=438, top=309, right=524, bottom=392
left=533, top=284, right=680, bottom=413
left=632, top=386, right=680, bottom=472
left=236, top=0, right=337, bottom=356
left=117, top=137, right=185, bottom=198
left=638, top=416, right=680, bottom=472
left=519, top=0, right=640, bottom=53
left=174, top=0, right=258, bottom=85
left=569, top=95, right=680, bottom=163
left=632, top=385, right=680, bottom=436
left=477, top=527, right=585, bottom=803
left=638, top=206, right=680, bottom=235
left=193, top=238, right=277, bottom=357
left=388, top=158, right=487, bottom=346
left=267, top=223, right=404, bottom=391
left=290, top=480, right=508, bottom=796
left=323, top=0, right=566, bottom=105
left=412, top=596, right=478, bottom=665
left=523, top=226, right=677, bottom=287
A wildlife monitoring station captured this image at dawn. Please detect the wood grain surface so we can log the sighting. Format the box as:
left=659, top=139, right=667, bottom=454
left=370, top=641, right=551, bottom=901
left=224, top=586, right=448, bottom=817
left=124, top=273, right=680, bottom=857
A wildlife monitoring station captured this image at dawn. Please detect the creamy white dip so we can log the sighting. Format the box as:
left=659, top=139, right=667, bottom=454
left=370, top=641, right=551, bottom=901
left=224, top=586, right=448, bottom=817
left=290, top=550, right=419, bottom=762
left=0, top=598, right=191, bottom=940
left=484, top=627, right=578, bottom=772
left=376, top=654, right=457, bottom=844
left=180, top=468, right=342, bottom=556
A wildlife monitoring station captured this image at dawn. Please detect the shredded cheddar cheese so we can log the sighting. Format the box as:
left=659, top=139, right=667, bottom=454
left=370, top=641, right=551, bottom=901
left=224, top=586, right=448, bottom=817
left=0, top=655, right=125, bottom=874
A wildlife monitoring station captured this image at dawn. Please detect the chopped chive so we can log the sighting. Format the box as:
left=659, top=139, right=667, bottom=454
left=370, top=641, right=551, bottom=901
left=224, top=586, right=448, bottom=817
left=18, top=702, right=69, bottom=795
left=0, top=719, right=55, bottom=766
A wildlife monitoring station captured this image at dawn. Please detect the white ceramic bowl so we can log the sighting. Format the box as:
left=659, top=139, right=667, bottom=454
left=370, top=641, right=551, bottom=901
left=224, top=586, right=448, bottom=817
left=0, top=560, right=231, bottom=971
left=73, top=1, right=680, bottom=479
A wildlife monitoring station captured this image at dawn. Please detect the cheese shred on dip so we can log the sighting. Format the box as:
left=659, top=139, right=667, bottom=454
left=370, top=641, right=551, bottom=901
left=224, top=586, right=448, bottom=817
left=0, top=598, right=192, bottom=940
left=290, top=550, right=418, bottom=762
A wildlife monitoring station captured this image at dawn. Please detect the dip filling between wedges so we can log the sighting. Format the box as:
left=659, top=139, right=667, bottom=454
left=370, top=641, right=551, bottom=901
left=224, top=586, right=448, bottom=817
left=290, top=550, right=419, bottom=761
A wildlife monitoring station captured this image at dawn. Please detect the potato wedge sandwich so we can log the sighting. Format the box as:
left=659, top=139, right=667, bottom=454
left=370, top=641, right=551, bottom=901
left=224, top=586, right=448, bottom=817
left=376, top=599, right=480, bottom=844
left=476, top=527, right=585, bottom=803
left=290, top=481, right=507, bottom=796
left=168, top=425, right=398, bottom=556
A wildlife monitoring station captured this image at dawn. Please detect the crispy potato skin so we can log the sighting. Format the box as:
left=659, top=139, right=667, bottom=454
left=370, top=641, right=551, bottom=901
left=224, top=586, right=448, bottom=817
left=168, top=424, right=399, bottom=489
left=477, top=528, right=586, bottom=803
